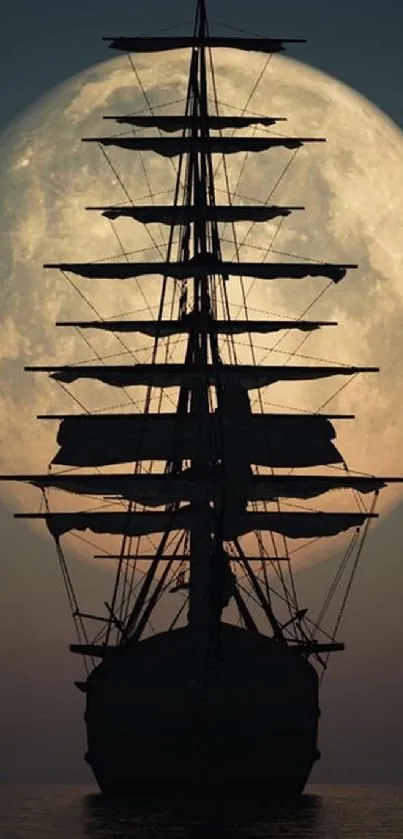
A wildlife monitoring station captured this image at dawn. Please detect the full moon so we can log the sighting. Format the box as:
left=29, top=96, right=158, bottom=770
left=1, top=48, right=403, bottom=562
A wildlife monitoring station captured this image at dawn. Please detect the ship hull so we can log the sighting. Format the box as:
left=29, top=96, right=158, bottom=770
left=84, top=624, right=320, bottom=799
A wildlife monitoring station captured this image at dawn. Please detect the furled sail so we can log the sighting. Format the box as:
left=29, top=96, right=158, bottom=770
left=87, top=205, right=302, bottom=224
left=26, top=363, right=378, bottom=390
left=55, top=319, right=338, bottom=335
left=3, top=473, right=389, bottom=505
left=15, top=510, right=377, bottom=541
left=103, top=115, right=286, bottom=131
left=82, top=136, right=325, bottom=156
left=45, top=259, right=356, bottom=283
left=103, top=36, right=306, bottom=54
left=46, top=412, right=344, bottom=468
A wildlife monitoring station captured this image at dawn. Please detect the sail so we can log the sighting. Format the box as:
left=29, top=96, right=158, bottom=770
left=55, top=319, right=338, bottom=335
left=5, top=473, right=389, bottom=505
left=103, top=36, right=306, bottom=54
left=15, top=509, right=377, bottom=540
left=82, top=136, right=324, bottom=156
left=47, top=413, right=344, bottom=468
left=26, top=363, right=378, bottom=390
left=87, top=204, right=302, bottom=224
left=45, top=259, right=356, bottom=283
left=103, top=115, right=286, bottom=131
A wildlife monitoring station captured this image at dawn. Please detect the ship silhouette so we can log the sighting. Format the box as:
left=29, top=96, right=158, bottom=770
left=2, top=0, right=402, bottom=800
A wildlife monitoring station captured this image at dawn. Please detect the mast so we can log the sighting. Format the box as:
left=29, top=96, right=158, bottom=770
left=186, top=0, right=215, bottom=629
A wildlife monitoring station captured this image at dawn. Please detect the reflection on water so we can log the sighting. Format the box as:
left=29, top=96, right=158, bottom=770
left=1, top=786, right=403, bottom=839
left=82, top=792, right=323, bottom=839
left=82, top=787, right=403, bottom=839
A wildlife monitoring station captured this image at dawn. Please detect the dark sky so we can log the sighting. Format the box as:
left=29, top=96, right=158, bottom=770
left=0, top=0, right=403, bottom=784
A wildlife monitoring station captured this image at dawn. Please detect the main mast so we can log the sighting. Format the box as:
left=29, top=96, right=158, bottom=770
left=186, top=0, right=227, bottom=631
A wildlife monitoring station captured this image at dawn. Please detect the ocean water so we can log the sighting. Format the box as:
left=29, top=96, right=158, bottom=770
left=0, top=785, right=402, bottom=839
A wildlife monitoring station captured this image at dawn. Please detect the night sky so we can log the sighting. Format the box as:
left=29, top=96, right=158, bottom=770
left=0, top=0, right=402, bottom=784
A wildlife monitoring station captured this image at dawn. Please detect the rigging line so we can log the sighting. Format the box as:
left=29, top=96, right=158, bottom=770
left=210, top=50, right=275, bottom=190
left=258, top=520, right=296, bottom=618
left=230, top=146, right=301, bottom=289
left=59, top=270, right=163, bottom=401
left=103, top=230, right=181, bottom=413
left=106, top=218, right=159, bottom=317
left=131, top=555, right=177, bottom=641
left=168, top=597, right=188, bottom=631
left=121, top=556, right=144, bottom=627
left=54, top=380, right=90, bottom=414
left=232, top=546, right=305, bottom=610
left=274, top=499, right=327, bottom=513
left=91, top=566, right=150, bottom=647
left=287, top=536, right=324, bottom=556
left=334, top=494, right=378, bottom=628
left=69, top=533, right=114, bottom=555
left=232, top=338, right=353, bottom=366
left=134, top=21, right=194, bottom=37
left=315, top=371, right=360, bottom=413
left=239, top=517, right=293, bottom=619
left=250, top=571, right=334, bottom=643
left=327, top=463, right=378, bottom=477
left=208, top=97, right=281, bottom=119
left=205, top=46, right=238, bottom=362
left=73, top=326, right=137, bottom=409
left=209, top=20, right=281, bottom=39
left=230, top=160, right=302, bottom=331
left=70, top=336, right=186, bottom=363
left=232, top=213, right=289, bottom=322
left=91, top=239, right=170, bottom=264
left=117, top=514, right=186, bottom=627
left=105, top=503, right=135, bottom=645
left=117, top=98, right=187, bottom=116
left=123, top=512, right=185, bottom=637
left=147, top=553, right=187, bottom=608
left=98, top=145, right=167, bottom=261
left=91, top=399, right=144, bottom=413
left=250, top=574, right=339, bottom=643
left=210, top=113, right=299, bottom=612
left=102, top=304, right=163, bottom=318
left=259, top=399, right=314, bottom=413
left=125, top=52, right=185, bottom=194
left=314, top=531, right=359, bottom=631
left=117, top=531, right=136, bottom=625
left=282, top=330, right=312, bottom=367
left=60, top=269, right=120, bottom=324
left=271, top=247, right=333, bottom=263
left=97, top=146, right=138, bottom=213
left=236, top=580, right=270, bottom=617
left=42, top=492, right=93, bottom=671
left=156, top=319, right=185, bottom=413
left=215, top=189, right=291, bottom=207
left=239, top=201, right=287, bottom=265
left=252, top=280, right=334, bottom=390
left=350, top=482, right=367, bottom=514
left=143, top=61, right=197, bottom=390
left=321, top=492, right=379, bottom=683
left=121, top=538, right=149, bottom=627
left=236, top=544, right=285, bottom=639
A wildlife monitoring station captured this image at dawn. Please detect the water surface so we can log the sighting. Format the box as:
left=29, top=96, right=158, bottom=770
left=1, top=785, right=402, bottom=838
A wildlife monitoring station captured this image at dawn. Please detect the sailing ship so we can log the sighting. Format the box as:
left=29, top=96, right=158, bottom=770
left=2, top=0, right=401, bottom=798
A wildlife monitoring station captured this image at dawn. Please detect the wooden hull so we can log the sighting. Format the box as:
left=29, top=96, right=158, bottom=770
left=83, top=625, right=320, bottom=799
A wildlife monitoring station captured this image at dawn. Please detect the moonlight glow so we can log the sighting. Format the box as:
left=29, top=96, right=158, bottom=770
left=1, top=49, right=403, bottom=561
